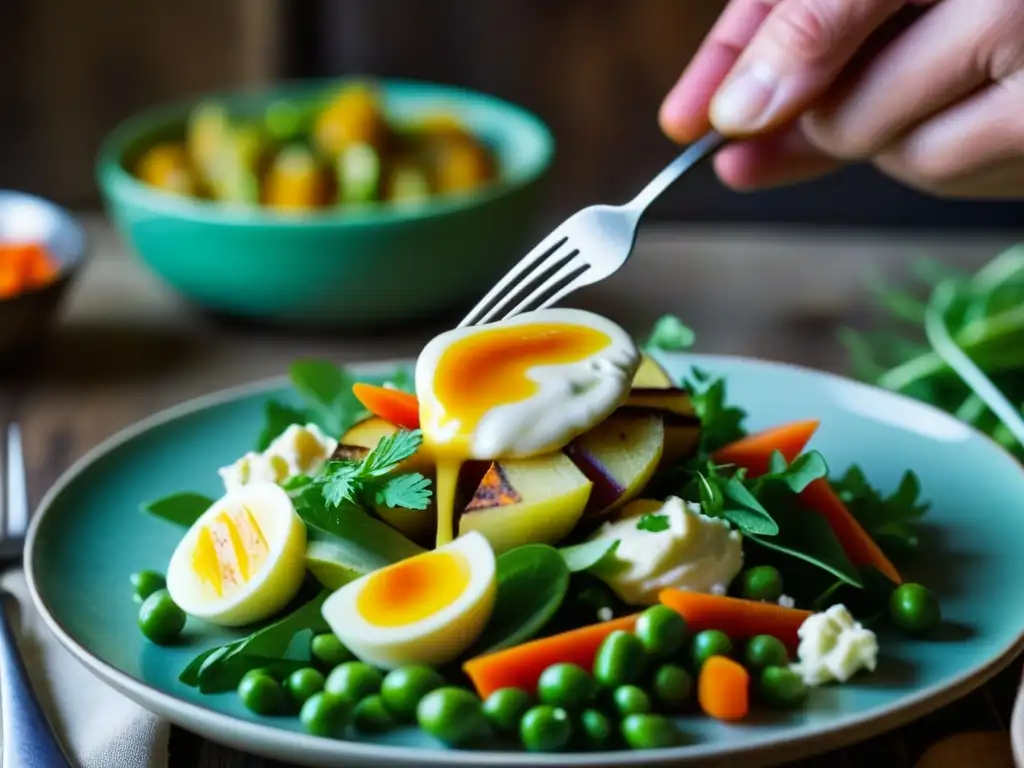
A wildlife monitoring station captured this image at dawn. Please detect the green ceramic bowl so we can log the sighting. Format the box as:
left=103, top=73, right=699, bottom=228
left=96, top=80, right=554, bottom=329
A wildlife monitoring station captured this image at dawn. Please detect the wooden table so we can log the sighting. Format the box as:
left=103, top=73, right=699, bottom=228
left=15, top=216, right=1024, bottom=767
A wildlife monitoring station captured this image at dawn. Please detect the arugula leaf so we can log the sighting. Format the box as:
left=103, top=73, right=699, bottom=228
left=760, top=451, right=829, bottom=494
left=694, top=470, right=724, bottom=515
left=141, top=492, right=214, bottom=528
left=831, top=466, right=928, bottom=561
left=257, top=400, right=308, bottom=451
left=683, top=369, right=748, bottom=453
left=321, top=430, right=426, bottom=509
left=296, top=498, right=425, bottom=565
left=748, top=499, right=863, bottom=587
left=467, top=544, right=569, bottom=656
left=723, top=508, right=778, bottom=535
left=288, top=359, right=366, bottom=438
left=558, top=539, right=619, bottom=573
left=645, top=314, right=696, bottom=352
left=637, top=514, right=670, bottom=532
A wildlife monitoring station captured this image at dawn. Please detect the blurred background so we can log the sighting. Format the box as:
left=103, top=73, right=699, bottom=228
left=2, top=0, right=1021, bottom=230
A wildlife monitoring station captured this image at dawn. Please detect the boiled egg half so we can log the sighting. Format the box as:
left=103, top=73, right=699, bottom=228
left=415, top=308, right=639, bottom=544
left=321, top=531, right=496, bottom=669
left=166, top=482, right=307, bottom=627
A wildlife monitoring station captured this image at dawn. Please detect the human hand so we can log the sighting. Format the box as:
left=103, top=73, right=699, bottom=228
left=659, top=0, right=1024, bottom=198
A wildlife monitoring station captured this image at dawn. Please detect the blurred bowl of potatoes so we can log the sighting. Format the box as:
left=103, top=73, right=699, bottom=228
left=96, top=79, right=554, bottom=328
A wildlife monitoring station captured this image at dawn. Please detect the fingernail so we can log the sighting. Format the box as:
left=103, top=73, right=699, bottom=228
left=710, top=60, right=779, bottom=132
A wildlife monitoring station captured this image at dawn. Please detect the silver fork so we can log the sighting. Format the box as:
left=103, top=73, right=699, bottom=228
left=459, top=130, right=727, bottom=327
left=0, top=423, right=73, bottom=767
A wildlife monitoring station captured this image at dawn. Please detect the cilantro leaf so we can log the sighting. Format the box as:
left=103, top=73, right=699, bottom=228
left=374, top=473, right=432, bottom=510
left=637, top=514, right=670, bottom=532
left=645, top=315, right=696, bottom=352
left=831, top=466, right=929, bottom=562
left=321, top=465, right=361, bottom=508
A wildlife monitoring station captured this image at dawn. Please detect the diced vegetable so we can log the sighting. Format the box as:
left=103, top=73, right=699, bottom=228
left=659, top=590, right=811, bottom=653
left=351, top=383, right=420, bottom=429
left=462, top=614, right=639, bottom=698
left=800, top=479, right=902, bottom=584
left=711, top=420, right=820, bottom=477
left=697, top=656, right=750, bottom=721
left=262, top=145, right=332, bottom=211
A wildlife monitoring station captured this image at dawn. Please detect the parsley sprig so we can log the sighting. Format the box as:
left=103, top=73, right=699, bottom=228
left=321, top=429, right=432, bottom=511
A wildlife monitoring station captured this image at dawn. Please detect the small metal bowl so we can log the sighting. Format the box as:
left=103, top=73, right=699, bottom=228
left=0, top=191, right=87, bottom=361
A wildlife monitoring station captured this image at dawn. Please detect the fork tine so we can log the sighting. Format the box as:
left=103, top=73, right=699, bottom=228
left=6, top=424, right=26, bottom=542
left=499, top=257, right=590, bottom=320
left=458, top=233, right=569, bottom=327
left=474, top=247, right=580, bottom=326
left=523, top=267, right=598, bottom=315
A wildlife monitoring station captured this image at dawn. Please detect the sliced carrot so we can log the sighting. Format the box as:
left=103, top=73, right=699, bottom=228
left=801, top=478, right=902, bottom=584
left=659, top=590, right=811, bottom=653
left=698, top=656, right=750, bottom=721
left=463, top=614, right=639, bottom=698
left=352, top=383, right=420, bottom=430
left=711, top=419, right=820, bottom=477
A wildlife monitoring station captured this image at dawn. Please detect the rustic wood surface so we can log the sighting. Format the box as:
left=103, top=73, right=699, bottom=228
left=11, top=216, right=1024, bottom=767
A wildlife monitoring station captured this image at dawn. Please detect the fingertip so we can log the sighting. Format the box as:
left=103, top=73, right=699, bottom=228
left=659, top=84, right=709, bottom=144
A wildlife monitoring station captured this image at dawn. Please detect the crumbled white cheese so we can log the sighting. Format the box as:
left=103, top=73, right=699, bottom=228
left=790, top=604, right=878, bottom=686
left=778, top=594, right=796, bottom=609
left=219, top=423, right=337, bottom=491
left=586, top=496, right=744, bottom=605
left=596, top=607, right=613, bottom=622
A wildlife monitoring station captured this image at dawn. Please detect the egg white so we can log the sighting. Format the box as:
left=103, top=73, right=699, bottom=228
left=320, top=531, right=496, bottom=669
left=415, top=308, right=639, bottom=459
left=166, top=482, right=307, bottom=627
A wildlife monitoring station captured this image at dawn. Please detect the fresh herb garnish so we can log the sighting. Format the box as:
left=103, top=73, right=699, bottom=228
left=321, top=429, right=432, bottom=511
left=140, top=492, right=214, bottom=528
left=831, top=465, right=928, bottom=562
left=683, top=367, right=748, bottom=453
left=636, top=514, right=670, bottom=532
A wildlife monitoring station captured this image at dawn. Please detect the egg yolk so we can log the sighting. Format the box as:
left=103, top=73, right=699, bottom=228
left=192, top=505, right=270, bottom=597
left=355, top=550, right=470, bottom=628
left=424, top=322, right=611, bottom=451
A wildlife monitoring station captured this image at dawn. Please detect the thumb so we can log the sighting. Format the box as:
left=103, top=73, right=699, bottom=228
left=708, top=0, right=906, bottom=136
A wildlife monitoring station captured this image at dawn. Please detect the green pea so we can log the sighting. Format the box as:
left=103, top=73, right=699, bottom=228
left=889, top=583, right=941, bottom=634
left=652, top=664, right=693, bottom=710
left=612, top=684, right=652, bottom=717
left=537, top=663, right=595, bottom=711
left=744, top=635, right=789, bottom=671
left=621, top=713, right=686, bottom=750
left=353, top=694, right=397, bottom=734
left=380, top=665, right=445, bottom=720
left=137, top=589, right=186, bottom=645
left=578, top=708, right=613, bottom=750
left=483, top=688, right=533, bottom=735
left=416, top=687, right=488, bottom=746
left=593, top=630, right=647, bottom=687
left=690, top=629, right=732, bottom=670
left=741, top=566, right=784, bottom=602
left=285, top=667, right=325, bottom=707
left=130, top=570, right=166, bottom=603
left=519, top=705, right=572, bottom=753
left=759, top=666, right=809, bottom=709
left=237, top=671, right=284, bottom=715
left=635, top=605, right=688, bottom=660
left=300, top=691, right=350, bottom=737
left=325, top=662, right=383, bottom=703
left=310, top=633, right=354, bottom=669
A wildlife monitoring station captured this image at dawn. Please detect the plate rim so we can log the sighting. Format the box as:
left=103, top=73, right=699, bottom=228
left=24, top=352, right=1024, bottom=767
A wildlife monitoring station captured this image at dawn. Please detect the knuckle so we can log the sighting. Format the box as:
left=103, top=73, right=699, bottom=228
left=801, top=110, right=880, bottom=160
left=982, top=0, right=1024, bottom=79
left=767, top=0, right=843, bottom=65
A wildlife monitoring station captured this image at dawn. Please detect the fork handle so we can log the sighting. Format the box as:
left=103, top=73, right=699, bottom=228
left=0, top=603, right=73, bottom=768
left=627, top=130, right=728, bottom=212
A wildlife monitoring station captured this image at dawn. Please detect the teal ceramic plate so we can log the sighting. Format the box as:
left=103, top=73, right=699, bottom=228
left=26, top=353, right=1024, bottom=767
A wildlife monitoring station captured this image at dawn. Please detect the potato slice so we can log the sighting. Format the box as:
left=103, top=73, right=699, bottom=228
left=459, top=453, right=592, bottom=554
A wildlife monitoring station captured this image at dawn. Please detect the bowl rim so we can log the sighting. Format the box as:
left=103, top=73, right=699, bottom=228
left=96, top=77, right=555, bottom=228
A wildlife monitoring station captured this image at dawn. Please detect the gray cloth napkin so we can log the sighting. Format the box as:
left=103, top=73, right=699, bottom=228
left=0, top=571, right=170, bottom=768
